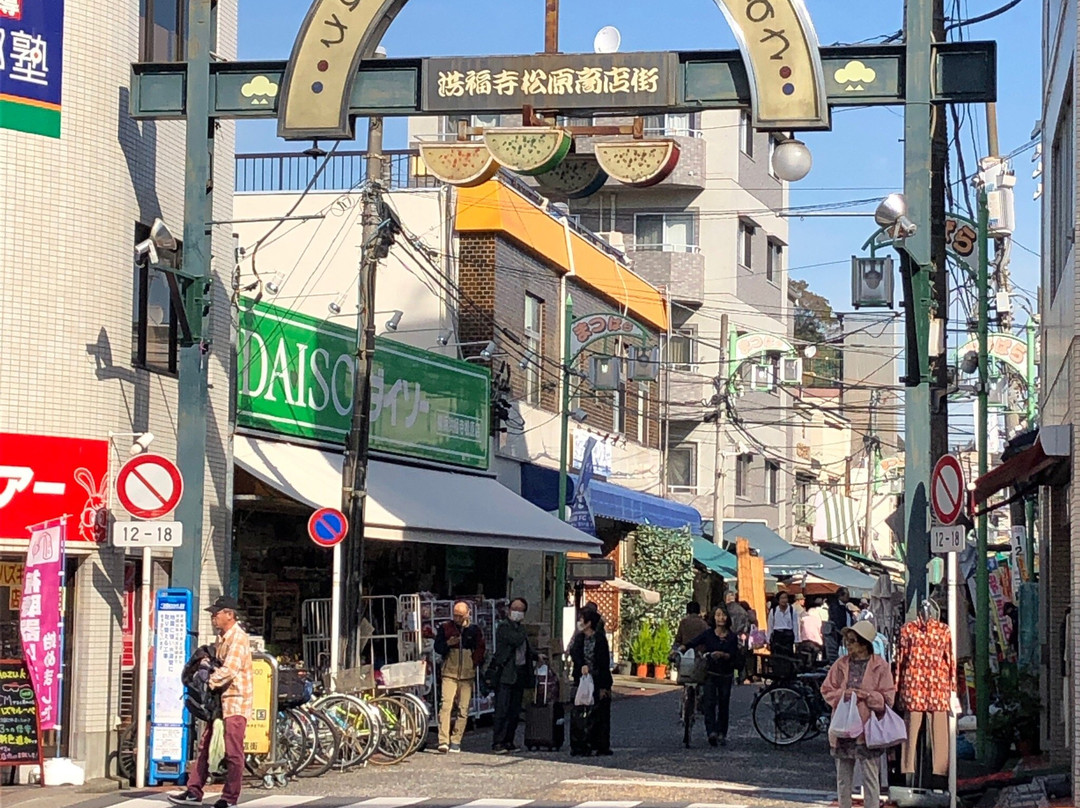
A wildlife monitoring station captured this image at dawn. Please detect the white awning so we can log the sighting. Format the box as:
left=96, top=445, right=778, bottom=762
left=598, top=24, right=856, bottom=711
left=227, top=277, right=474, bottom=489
left=609, top=577, right=661, bottom=605
left=234, top=435, right=601, bottom=554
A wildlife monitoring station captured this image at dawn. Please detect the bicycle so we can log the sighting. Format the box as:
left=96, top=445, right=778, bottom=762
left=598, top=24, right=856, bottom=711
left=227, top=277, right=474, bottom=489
left=750, top=653, right=831, bottom=746
left=670, top=650, right=705, bottom=748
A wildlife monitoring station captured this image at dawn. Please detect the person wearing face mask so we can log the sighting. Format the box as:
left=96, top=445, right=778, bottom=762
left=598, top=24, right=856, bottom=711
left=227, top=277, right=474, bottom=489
left=434, top=600, right=486, bottom=754
left=568, top=609, right=613, bottom=755
left=488, top=598, right=535, bottom=753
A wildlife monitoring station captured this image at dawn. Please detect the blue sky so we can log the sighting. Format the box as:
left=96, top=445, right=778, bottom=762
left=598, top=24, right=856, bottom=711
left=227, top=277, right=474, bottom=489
left=235, top=0, right=1043, bottom=319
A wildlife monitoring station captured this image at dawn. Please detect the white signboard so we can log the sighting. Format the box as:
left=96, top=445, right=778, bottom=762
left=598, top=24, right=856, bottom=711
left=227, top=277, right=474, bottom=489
left=572, top=429, right=613, bottom=477
left=931, top=524, right=966, bottom=554
left=152, top=607, right=188, bottom=725
left=112, top=521, right=183, bottom=548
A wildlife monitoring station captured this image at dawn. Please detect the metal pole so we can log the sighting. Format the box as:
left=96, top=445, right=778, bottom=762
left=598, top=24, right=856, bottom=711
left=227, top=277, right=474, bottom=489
left=711, top=314, right=729, bottom=543
left=555, top=295, right=573, bottom=645
left=975, top=188, right=991, bottom=760
left=329, top=543, right=341, bottom=685
left=341, top=98, right=386, bottom=670
left=170, top=0, right=213, bottom=620
left=948, top=549, right=959, bottom=808
left=901, top=0, right=935, bottom=616
left=1024, top=319, right=1037, bottom=575
left=135, top=547, right=152, bottom=788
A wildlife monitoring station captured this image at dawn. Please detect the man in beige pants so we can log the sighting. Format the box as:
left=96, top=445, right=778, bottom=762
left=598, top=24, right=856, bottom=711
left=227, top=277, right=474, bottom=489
left=434, top=601, right=486, bottom=753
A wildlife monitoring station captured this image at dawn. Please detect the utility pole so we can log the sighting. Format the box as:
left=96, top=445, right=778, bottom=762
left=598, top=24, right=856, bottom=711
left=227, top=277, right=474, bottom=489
left=341, top=93, right=387, bottom=671
left=900, top=0, right=937, bottom=615
left=711, top=314, right=730, bottom=544
left=544, top=0, right=559, bottom=53
left=862, top=390, right=879, bottom=557
left=171, top=0, right=213, bottom=622
left=929, top=0, right=949, bottom=472
left=974, top=188, right=991, bottom=760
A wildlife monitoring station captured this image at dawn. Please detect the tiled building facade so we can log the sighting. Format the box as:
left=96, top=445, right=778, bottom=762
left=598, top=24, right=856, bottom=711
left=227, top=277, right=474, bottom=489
left=0, top=0, right=236, bottom=778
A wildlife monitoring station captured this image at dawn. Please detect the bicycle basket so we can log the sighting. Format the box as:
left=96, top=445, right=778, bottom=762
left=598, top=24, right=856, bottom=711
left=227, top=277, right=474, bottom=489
left=377, top=660, right=426, bottom=689
left=277, top=666, right=313, bottom=708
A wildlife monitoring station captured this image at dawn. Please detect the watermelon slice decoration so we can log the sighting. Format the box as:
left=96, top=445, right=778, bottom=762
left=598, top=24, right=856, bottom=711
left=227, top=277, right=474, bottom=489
left=594, top=139, right=682, bottom=188
left=535, top=154, right=609, bottom=199
left=417, top=142, right=499, bottom=187
left=483, top=127, right=573, bottom=176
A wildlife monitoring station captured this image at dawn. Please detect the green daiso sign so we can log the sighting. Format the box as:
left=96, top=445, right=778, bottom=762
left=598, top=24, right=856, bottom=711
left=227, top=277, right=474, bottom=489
left=237, top=300, right=490, bottom=470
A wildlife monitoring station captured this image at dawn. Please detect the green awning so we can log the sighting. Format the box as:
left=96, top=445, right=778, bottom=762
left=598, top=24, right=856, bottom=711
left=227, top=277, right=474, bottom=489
left=819, top=543, right=888, bottom=574
left=693, top=537, right=738, bottom=578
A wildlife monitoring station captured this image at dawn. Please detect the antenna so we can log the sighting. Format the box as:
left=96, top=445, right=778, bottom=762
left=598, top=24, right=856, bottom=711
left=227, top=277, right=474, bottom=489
left=593, top=26, right=621, bottom=54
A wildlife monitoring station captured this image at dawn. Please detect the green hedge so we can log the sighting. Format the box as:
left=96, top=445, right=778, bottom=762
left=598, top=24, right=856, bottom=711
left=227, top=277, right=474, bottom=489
left=619, top=525, right=694, bottom=659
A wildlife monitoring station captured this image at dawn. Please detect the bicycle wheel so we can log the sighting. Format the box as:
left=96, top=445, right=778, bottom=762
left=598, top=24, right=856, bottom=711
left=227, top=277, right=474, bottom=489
left=682, top=686, right=697, bottom=748
left=368, top=695, right=417, bottom=765
left=793, top=683, right=828, bottom=741
left=315, top=694, right=381, bottom=769
left=276, top=709, right=310, bottom=777
left=752, top=685, right=811, bottom=746
left=395, top=691, right=431, bottom=755
left=296, top=707, right=341, bottom=778
left=114, top=721, right=138, bottom=784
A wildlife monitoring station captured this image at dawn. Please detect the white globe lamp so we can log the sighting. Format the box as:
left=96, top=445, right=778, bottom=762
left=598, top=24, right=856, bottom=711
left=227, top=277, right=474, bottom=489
left=771, top=138, right=813, bottom=182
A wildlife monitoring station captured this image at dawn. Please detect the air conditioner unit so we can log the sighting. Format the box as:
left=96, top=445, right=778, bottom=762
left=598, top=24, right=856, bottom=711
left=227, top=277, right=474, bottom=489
left=780, top=356, right=803, bottom=385
left=597, top=231, right=626, bottom=251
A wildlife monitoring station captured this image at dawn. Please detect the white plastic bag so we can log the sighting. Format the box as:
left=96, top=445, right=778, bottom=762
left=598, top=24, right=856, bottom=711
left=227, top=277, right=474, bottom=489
left=678, top=649, right=697, bottom=678
left=575, top=673, right=595, bottom=707
left=864, top=705, right=907, bottom=748
left=828, top=695, right=864, bottom=740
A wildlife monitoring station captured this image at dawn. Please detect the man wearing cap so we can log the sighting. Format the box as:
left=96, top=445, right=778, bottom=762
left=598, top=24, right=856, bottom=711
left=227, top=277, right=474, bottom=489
left=169, top=596, right=253, bottom=808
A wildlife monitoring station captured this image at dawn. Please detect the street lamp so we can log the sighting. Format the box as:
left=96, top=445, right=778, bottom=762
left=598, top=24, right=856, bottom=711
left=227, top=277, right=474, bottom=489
left=771, top=138, right=813, bottom=182
left=874, top=193, right=918, bottom=240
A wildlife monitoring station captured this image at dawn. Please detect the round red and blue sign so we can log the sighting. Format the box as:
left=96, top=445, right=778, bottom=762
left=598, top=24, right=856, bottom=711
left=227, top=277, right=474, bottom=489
left=307, top=507, right=349, bottom=548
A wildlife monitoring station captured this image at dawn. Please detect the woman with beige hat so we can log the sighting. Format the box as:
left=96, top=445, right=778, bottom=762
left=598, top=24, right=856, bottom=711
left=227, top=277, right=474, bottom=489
left=820, top=620, right=896, bottom=808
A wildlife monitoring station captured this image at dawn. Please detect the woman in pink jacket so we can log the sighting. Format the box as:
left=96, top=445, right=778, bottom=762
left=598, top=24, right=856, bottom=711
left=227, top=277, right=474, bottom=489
left=820, top=620, right=896, bottom=808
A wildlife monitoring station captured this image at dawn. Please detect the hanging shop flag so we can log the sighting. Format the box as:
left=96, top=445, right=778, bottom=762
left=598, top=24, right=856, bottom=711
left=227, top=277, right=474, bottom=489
left=19, top=519, right=65, bottom=729
left=569, top=437, right=597, bottom=536
left=0, top=0, right=64, bottom=138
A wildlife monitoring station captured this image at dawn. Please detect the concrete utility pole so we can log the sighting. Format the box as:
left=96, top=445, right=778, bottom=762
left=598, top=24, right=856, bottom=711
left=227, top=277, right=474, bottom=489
left=929, top=0, right=950, bottom=480
left=171, top=0, right=214, bottom=622
left=975, top=188, right=991, bottom=759
left=341, top=101, right=387, bottom=671
left=900, top=0, right=937, bottom=614
left=711, top=314, right=730, bottom=543
left=862, top=390, right=880, bottom=557
left=544, top=0, right=559, bottom=53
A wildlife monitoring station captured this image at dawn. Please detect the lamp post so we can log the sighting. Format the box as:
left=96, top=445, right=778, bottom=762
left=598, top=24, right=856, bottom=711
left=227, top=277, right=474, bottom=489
left=975, top=187, right=991, bottom=760
left=554, top=294, right=573, bottom=639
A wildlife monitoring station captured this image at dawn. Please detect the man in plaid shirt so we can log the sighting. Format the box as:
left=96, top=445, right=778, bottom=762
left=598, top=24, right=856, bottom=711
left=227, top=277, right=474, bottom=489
left=170, top=596, right=253, bottom=808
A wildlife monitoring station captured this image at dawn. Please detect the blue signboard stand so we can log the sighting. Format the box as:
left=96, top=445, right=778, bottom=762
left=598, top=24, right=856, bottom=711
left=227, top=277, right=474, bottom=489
left=149, top=588, right=192, bottom=785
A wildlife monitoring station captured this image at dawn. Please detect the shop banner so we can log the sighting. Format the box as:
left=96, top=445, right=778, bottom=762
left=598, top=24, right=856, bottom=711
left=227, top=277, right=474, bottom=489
left=569, top=437, right=597, bottom=536
left=237, top=299, right=491, bottom=469
left=0, top=432, right=109, bottom=542
left=19, top=519, right=64, bottom=730
left=0, top=0, right=64, bottom=138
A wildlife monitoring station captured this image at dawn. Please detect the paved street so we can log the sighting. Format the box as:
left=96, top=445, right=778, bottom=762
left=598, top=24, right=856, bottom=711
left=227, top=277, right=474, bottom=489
left=16, top=684, right=840, bottom=808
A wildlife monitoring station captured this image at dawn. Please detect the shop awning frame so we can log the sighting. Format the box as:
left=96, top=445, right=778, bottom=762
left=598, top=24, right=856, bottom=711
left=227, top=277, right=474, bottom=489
left=235, top=435, right=602, bottom=555
left=693, top=536, right=738, bottom=578
left=972, top=424, right=1071, bottom=506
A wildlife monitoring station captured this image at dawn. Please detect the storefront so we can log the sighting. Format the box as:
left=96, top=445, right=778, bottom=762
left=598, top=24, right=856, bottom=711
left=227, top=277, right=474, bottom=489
left=232, top=300, right=600, bottom=669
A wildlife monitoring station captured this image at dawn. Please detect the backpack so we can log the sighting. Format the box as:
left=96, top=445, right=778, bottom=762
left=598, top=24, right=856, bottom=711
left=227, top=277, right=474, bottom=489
left=182, top=644, right=223, bottom=723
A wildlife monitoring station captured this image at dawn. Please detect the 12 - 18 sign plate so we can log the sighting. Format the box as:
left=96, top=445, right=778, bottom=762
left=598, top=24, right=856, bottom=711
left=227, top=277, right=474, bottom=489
left=112, top=521, right=184, bottom=548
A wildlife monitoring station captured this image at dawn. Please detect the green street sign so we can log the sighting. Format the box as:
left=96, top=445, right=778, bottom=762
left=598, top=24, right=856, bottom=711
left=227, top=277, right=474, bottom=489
left=237, top=300, right=490, bottom=469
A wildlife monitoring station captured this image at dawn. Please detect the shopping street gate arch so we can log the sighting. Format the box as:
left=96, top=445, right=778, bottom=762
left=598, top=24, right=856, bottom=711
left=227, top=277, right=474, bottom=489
left=129, top=16, right=995, bottom=134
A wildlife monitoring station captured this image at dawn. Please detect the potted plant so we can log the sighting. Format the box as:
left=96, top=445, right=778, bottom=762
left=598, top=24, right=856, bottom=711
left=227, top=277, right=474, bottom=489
left=653, top=624, right=673, bottom=680
left=629, top=624, right=653, bottom=678
left=989, top=666, right=1042, bottom=765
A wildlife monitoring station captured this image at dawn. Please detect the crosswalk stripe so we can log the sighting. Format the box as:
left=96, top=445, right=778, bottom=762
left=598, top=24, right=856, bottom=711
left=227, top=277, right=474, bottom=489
left=573, top=802, right=642, bottom=808
left=348, top=800, right=431, bottom=808
left=452, top=801, right=533, bottom=808
left=240, top=797, right=323, bottom=807
left=685, top=803, right=751, bottom=808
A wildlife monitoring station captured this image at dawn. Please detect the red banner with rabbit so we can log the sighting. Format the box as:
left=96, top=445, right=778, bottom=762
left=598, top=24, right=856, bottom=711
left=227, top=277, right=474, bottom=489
left=0, top=433, right=109, bottom=542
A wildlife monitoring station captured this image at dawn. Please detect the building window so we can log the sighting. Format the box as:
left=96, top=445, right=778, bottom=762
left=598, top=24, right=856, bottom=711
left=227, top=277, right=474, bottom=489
left=668, top=328, right=696, bottom=370
left=643, top=113, right=692, bottom=136
left=524, top=293, right=543, bottom=405
left=1050, top=75, right=1074, bottom=301
left=634, top=213, right=696, bottom=252
left=636, top=386, right=648, bottom=444
left=667, top=443, right=698, bottom=490
left=140, top=0, right=185, bottom=62
left=766, top=239, right=783, bottom=283
left=739, top=221, right=755, bottom=268
left=558, top=115, right=594, bottom=127
left=765, top=461, right=780, bottom=504
left=735, top=454, right=752, bottom=498
left=132, top=224, right=180, bottom=375
left=612, top=386, right=626, bottom=433
left=739, top=110, right=754, bottom=157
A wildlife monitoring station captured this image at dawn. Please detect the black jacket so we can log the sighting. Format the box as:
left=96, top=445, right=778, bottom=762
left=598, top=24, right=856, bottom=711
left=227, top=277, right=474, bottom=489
left=569, top=629, right=613, bottom=690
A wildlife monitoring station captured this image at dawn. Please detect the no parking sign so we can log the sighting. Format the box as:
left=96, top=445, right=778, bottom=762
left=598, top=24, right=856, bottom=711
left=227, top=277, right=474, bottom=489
left=307, top=507, right=348, bottom=548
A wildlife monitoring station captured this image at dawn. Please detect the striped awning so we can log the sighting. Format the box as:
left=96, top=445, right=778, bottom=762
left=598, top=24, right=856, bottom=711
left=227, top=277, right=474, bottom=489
left=812, top=488, right=861, bottom=549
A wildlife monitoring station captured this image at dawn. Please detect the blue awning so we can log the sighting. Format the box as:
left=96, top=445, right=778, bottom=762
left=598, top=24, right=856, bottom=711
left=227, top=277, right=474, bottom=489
left=721, top=519, right=878, bottom=596
left=520, top=464, right=703, bottom=534
left=693, top=537, right=737, bottom=577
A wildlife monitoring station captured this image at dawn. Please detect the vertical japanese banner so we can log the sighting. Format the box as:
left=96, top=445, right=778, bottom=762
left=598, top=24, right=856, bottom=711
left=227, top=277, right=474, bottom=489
left=0, top=0, right=64, bottom=138
left=19, top=519, right=65, bottom=730
left=568, top=437, right=597, bottom=536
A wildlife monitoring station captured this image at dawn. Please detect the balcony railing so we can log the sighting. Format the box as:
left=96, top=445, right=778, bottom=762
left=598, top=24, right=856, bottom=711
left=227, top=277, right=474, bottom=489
left=793, top=503, right=817, bottom=527
left=235, top=150, right=440, bottom=193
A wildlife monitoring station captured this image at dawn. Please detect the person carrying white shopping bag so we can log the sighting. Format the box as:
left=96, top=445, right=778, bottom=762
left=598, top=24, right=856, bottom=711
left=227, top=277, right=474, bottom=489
left=820, top=620, right=897, bottom=808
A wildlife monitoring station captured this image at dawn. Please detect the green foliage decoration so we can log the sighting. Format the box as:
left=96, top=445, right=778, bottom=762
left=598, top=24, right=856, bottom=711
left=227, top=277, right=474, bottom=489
left=619, top=525, right=694, bottom=659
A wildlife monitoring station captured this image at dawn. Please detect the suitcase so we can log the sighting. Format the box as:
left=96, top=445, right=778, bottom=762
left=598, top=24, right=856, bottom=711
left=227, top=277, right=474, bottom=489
left=569, top=704, right=592, bottom=756
left=524, top=701, right=564, bottom=751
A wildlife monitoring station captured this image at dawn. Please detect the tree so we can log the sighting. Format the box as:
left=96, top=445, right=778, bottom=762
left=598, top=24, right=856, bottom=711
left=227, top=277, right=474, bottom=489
left=789, top=279, right=842, bottom=386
